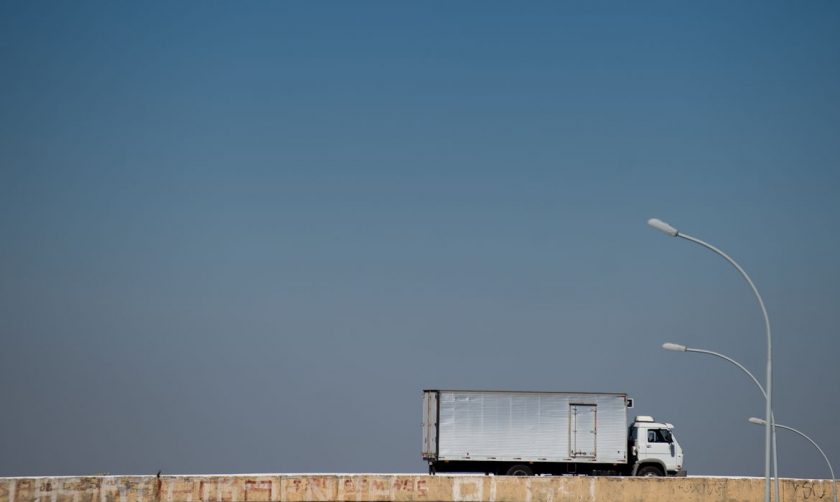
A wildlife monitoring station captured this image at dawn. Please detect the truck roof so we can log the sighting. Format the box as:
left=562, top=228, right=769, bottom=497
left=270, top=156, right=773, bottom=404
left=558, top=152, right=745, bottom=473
left=424, top=389, right=628, bottom=397
left=634, top=421, right=673, bottom=429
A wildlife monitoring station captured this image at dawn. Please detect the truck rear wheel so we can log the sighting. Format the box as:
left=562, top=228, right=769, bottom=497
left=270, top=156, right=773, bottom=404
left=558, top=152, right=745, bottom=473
left=637, top=465, right=663, bottom=477
left=505, top=464, right=534, bottom=476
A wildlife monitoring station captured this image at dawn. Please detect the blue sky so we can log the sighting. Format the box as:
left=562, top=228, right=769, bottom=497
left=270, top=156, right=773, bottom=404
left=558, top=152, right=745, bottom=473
left=1, top=2, right=839, bottom=478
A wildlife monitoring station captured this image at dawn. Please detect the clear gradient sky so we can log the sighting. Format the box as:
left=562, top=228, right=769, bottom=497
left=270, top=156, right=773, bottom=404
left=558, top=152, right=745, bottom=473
left=1, top=1, right=839, bottom=478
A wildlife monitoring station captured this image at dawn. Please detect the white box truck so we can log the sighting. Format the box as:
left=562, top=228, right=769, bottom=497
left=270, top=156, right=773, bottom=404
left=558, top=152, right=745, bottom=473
left=422, top=389, right=686, bottom=477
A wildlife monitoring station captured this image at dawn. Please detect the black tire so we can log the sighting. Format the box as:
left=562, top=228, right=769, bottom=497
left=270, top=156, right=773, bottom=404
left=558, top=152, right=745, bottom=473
left=637, top=465, right=664, bottom=477
left=505, top=464, right=534, bottom=476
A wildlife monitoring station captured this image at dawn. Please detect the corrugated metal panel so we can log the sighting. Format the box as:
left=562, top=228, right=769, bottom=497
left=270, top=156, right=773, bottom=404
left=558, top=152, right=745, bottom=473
left=436, top=390, right=628, bottom=464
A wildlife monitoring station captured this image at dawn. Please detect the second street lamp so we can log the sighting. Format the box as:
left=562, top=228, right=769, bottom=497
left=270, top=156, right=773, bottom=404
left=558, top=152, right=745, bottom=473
left=662, top=342, right=779, bottom=499
left=648, top=218, right=774, bottom=502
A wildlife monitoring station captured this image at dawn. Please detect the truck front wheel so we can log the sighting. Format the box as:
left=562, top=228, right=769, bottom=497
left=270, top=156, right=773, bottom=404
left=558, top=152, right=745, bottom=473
left=636, top=465, right=663, bottom=477
left=505, top=464, right=534, bottom=476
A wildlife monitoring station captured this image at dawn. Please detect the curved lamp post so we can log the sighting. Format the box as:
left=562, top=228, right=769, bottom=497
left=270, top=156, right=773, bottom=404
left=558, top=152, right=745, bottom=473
left=649, top=218, right=774, bottom=502
left=662, top=342, right=779, bottom=499
left=749, top=417, right=837, bottom=502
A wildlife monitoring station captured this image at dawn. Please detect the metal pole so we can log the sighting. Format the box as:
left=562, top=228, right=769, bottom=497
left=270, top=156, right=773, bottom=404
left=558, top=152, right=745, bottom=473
left=775, top=424, right=836, bottom=502
left=750, top=419, right=837, bottom=502
left=675, top=233, right=773, bottom=502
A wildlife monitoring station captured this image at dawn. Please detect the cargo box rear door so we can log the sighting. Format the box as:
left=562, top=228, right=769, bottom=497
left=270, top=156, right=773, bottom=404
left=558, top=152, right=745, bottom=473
left=422, top=391, right=438, bottom=459
left=570, top=404, right=597, bottom=458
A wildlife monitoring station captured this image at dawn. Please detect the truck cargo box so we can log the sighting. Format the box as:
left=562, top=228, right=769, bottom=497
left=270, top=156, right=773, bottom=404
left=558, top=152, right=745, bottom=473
left=422, top=390, right=630, bottom=465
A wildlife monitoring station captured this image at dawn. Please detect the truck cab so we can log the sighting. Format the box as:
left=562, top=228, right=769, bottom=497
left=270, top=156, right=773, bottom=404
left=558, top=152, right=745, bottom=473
left=629, top=415, right=686, bottom=476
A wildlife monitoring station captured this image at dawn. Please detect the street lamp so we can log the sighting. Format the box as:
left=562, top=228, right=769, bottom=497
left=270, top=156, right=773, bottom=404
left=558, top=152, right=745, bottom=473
left=648, top=218, right=774, bottom=502
left=662, top=342, right=779, bottom=499
left=749, top=418, right=837, bottom=502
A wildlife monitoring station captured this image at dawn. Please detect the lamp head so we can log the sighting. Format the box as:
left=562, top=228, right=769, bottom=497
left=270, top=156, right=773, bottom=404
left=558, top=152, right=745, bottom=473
left=648, top=218, right=679, bottom=237
left=748, top=417, right=767, bottom=425
left=662, top=342, right=687, bottom=352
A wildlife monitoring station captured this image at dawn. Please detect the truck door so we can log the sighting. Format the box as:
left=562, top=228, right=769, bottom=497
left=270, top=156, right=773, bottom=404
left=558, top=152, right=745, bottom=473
left=640, top=427, right=676, bottom=469
left=569, top=404, right=597, bottom=458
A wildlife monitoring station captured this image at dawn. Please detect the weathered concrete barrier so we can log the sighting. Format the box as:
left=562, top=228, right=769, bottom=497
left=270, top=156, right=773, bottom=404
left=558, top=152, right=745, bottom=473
left=0, top=474, right=836, bottom=502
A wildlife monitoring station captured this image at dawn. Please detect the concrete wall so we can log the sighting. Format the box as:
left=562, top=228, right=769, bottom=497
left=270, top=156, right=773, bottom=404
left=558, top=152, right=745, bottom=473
left=0, top=474, right=836, bottom=502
